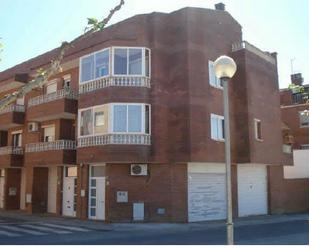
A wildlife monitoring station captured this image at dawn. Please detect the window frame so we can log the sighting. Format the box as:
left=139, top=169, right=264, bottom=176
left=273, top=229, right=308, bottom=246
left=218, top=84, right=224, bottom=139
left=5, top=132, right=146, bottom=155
left=254, top=118, right=263, bottom=141
left=11, top=130, right=23, bottom=147
left=210, top=113, right=225, bottom=142
left=208, top=60, right=222, bottom=89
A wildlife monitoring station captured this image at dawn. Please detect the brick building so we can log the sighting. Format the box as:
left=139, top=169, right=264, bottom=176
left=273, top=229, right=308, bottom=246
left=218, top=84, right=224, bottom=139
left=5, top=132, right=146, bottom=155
left=0, top=5, right=294, bottom=222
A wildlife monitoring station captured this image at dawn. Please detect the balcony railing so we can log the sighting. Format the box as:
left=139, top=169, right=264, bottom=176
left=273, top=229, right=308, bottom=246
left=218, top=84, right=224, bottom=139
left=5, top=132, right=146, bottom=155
left=0, top=104, right=25, bottom=115
left=79, top=76, right=151, bottom=94
left=232, top=41, right=276, bottom=65
left=28, top=89, right=78, bottom=107
left=25, top=140, right=76, bottom=153
left=0, top=146, right=24, bottom=155
left=292, top=92, right=309, bottom=104
left=78, top=134, right=151, bottom=148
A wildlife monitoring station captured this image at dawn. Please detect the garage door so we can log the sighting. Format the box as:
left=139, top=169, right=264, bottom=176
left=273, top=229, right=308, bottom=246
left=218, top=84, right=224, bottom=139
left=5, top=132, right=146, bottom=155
left=237, top=164, right=268, bottom=217
left=188, top=172, right=227, bottom=222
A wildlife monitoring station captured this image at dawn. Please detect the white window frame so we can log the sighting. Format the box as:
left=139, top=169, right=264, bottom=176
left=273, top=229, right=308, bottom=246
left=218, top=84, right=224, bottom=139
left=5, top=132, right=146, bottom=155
left=208, top=60, right=222, bottom=89
left=254, top=118, right=263, bottom=141
left=299, top=111, right=309, bottom=128
left=210, top=113, right=225, bottom=142
left=79, top=48, right=111, bottom=85
left=11, top=130, right=23, bottom=147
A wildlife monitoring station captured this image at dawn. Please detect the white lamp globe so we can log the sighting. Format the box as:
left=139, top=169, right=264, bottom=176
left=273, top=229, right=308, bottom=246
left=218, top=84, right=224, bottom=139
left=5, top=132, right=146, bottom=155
left=214, top=55, right=237, bottom=79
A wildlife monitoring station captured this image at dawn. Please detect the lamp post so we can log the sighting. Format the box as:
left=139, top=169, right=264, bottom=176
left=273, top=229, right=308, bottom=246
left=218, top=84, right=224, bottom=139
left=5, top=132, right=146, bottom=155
left=214, top=55, right=237, bottom=245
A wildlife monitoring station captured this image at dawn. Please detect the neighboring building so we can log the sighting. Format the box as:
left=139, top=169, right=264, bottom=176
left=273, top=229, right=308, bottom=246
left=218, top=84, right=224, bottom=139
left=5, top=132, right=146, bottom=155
left=0, top=4, right=290, bottom=222
left=270, top=73, right=309, bottom=214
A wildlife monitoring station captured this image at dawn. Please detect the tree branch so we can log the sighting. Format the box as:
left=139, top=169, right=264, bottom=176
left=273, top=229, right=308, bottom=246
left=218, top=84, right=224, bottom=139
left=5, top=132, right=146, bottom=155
left=0, top=0, right=125, bottom=111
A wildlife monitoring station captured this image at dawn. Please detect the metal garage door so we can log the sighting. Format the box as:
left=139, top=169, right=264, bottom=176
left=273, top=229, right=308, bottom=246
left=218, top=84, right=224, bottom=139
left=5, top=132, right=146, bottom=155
left=188, top=173, right=227, bottom=222
left=237, top=164, right=268, bottom=217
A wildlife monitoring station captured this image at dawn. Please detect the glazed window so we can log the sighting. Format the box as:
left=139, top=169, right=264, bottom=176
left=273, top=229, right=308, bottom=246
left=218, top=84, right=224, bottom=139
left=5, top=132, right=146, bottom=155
left=65, top=167, right=77, bottom=177
left=211, top=114, right=225, bottom=141
left=80, top=109, right=93, bottom=136
left=299, top=111, right=309, bottom=127
left=112, top=104, right=150, bottom=134
left=43, top=126, right=55, bottom=142
left=12, top=132, right=22, bottom=147
left=254, top=119, right=262, bottom=141
left=80, top=48, right=110, bottom=83
left=209, top=60, right=222, bottom=89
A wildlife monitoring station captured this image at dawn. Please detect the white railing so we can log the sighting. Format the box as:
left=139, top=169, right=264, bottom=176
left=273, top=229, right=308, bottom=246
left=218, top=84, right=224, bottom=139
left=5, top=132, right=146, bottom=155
left=78, top=134, right=151, bottom=148
left=0, top=146, right=23, bottom=155
left=79, top=76, right=151, bottom=94
left=232, top=41, right=276, bottom=65
left=28, top=89, right=78, bottom=107
left=25, top=140, right=76, bottom=153
left=0, top=104, right=25, bottom=115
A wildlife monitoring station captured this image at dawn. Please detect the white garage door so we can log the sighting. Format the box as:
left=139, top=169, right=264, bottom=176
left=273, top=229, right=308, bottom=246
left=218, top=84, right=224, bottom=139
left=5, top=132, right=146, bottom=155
left=237, top=164, right=268, bottom=217
left=188, top=172, right=227, bottom=222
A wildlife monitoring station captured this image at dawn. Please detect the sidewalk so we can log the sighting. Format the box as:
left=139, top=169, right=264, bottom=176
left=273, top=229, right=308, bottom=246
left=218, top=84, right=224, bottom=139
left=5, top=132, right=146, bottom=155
left=1, top=210, right=309, bottom=233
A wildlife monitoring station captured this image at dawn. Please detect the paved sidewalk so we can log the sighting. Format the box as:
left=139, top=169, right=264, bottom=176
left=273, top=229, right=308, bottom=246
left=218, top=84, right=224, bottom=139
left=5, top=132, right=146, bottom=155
left=1, top=210, right=309, bottom=233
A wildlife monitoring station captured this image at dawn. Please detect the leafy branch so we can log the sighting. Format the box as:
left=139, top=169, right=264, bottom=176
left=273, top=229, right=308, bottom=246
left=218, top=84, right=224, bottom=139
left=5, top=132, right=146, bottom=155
left=0, top=0, right=125, bottom=111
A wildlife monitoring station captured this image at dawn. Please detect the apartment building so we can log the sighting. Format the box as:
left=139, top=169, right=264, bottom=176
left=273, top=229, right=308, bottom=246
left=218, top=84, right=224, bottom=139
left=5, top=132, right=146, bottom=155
left=0, top=4, right=290, bottom=222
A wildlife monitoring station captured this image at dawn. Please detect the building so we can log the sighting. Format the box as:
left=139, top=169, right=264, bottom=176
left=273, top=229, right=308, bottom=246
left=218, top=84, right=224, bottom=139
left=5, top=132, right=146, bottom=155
left=0, top=4, right=290, bottom=222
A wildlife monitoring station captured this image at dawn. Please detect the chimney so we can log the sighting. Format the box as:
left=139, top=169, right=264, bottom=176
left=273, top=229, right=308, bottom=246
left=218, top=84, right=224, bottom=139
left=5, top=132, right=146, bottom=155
left=215, top=3, right=225, bottom=11
left=291, top=73, right=304, bottom=86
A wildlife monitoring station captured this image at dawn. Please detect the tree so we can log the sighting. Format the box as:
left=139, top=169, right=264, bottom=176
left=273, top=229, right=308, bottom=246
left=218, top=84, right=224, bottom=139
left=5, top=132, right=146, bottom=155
left=0, top=0, right=125, bottom=111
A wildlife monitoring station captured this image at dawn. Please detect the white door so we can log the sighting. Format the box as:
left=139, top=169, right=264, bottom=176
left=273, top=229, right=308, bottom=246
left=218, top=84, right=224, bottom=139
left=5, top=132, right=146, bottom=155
left=188, top=171, right=227, bottom=222
left=0, top=171, right=5, bottom=209
left=237, top=164, right=268, bottom=217
left=89, top=166, right=105, bottom=220
left=62, top=167, right=77, bottom=217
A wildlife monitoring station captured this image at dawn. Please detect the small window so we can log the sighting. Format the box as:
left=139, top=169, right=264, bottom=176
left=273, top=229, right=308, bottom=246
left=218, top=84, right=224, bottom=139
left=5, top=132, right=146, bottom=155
left=65, top=167, right=77, bottom=177
left=12, top=132, right=22, bottom=147
left=299, top=111, right=309, bottom=127
left=211, top=114, right=225, bottom=141
left=95, top=111, right=104, bottom=127
left=43, top=126, right=55, bottom=142
left=63, top=75, right=71, bottom=89
left=81, top=54, right=95, bottom=82
left=209, top=61, right=222, bottom=89
left=114, top=48, right=128, bottom=75
left=0, top=169, right=5, bottom=177
left=90, top=166, right=105, bottom=177
left=45, top=82, right=57, bottom=95
left=95, top=50, right=109, bottom=78
left=254, top=119, right=262, bottom=141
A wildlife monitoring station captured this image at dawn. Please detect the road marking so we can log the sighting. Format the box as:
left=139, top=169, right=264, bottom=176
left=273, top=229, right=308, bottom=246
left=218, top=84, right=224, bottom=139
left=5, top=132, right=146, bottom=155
left=19, top=224, right=72, bottom=234
left=0, top=225, right=47, bottom=235
left=41, top=223, right=91, bottom=232
left=0, top=230, right=20, bottom=237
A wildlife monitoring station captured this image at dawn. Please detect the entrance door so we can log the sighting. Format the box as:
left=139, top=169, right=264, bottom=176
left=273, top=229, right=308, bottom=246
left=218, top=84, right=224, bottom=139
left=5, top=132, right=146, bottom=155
left=88, top=166, right=105, bottom=220
left=62, top=166, right=77, bottom=217
left=0, top=169, right=5, bottom=209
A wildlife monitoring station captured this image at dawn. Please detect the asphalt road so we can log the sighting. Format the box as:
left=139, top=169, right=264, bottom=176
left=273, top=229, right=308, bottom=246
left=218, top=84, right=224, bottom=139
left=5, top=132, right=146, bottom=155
left=0, top=214, right=309, bottom=245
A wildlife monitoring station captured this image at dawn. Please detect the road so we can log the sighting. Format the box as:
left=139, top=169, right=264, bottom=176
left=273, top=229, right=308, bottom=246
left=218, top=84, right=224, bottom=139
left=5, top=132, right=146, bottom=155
left=0, top=212, right=309, bottom=245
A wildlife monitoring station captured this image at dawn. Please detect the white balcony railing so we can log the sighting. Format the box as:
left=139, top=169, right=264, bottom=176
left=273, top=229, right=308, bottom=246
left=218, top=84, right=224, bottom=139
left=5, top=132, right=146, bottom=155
left=0, top=104, right=25, bottom=115
left=78, top=134, right=151, bottom=148
left=0, top=146, right=24, bottom=155
left=232, top=41, right=276, bottom=65
left=79, top=76, right=151, bottom=94
left=25, top=140, right=76, bottom=153
left=28, top=89, right=78, bottom=107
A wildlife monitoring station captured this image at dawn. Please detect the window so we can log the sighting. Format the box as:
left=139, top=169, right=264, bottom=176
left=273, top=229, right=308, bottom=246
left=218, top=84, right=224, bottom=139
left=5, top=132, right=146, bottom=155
left=114, top=48, right=128, bottom=75
left=16, top=96, right=24, bottom=106
left=81, top=54, right=95, bottom=82
left=80, top=109, right=93, bottom=136
left=43, top=126, right=55, bottom=142
left=90, top=166, right=105, bottom=177
left=112, top=104, right=150, bottom=134
left=95, top=112, right=104, bottom=127
left=12, top=132, right=22, bottom=147
left=65, top=167, right=77, bottom=177
left=63, top=75, right=71, bottom=88
left=95, top=50, right=109, bottom=78
left=0, top=169, right=4, bottom=177
left=301, top=144, right=309, bottom=150
left=254, top=119, right=262, bottom=141
left=45, top=81, right=57, bottom=94
left=299, top=111, right=309, bottom=127
left=211, top=114, right=224, bottom=141
left=209, top=60, right=222, bottom=89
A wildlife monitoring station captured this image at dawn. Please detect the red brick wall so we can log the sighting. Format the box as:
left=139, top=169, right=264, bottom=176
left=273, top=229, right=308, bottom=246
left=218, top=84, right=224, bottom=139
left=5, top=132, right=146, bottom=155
left=268, top=165, right=309, bottom=214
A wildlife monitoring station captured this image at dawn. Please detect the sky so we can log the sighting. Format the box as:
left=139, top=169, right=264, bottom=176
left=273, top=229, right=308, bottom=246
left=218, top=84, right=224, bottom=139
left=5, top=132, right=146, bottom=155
left=0, top=0, right=308, bottom=88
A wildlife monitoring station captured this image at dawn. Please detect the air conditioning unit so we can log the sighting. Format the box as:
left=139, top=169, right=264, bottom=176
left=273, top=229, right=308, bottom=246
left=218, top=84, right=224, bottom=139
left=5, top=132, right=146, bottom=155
left=28, top=122, right=39, bottom=132
left=131, top=164, right=148, bottom=176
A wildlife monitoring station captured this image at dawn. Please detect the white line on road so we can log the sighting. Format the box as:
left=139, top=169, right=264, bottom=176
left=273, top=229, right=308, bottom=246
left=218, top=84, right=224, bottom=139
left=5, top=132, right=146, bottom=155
left=0, top=230, right=21, bottom=237
left=41, top=223, right=91, bottom=232
left=19, top=224, right=72, bottom=234
left=0, top=225, right=47, bottom=235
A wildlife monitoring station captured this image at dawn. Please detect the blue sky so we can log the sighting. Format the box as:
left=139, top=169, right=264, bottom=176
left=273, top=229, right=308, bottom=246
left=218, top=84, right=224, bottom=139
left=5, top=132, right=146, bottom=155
left=0, top=0, right=308, bottom=88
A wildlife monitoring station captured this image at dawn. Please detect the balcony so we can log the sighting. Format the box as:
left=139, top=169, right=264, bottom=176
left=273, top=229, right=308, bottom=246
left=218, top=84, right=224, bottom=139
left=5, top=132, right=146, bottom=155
left=77, top=134, right=151, bottom=163
left=0, top=104, right=25, bottom=130
left=25, top=140, right=76, bottom=166
left=27, top=89, right=78, bottom=122
left=232, top=41, right=276, bottom=65
left=79, top=75, right=151, bottom=94
left=0, top=146, right=24, bottom=167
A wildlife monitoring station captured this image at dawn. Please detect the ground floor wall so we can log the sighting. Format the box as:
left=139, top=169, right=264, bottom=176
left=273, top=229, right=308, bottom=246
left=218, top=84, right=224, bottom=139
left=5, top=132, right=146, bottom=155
left=268, top=165, right=309, bottom=214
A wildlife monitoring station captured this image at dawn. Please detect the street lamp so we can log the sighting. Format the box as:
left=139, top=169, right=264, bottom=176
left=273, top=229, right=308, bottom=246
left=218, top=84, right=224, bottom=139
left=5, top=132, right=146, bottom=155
left=214, top=55, right=237, bottom=245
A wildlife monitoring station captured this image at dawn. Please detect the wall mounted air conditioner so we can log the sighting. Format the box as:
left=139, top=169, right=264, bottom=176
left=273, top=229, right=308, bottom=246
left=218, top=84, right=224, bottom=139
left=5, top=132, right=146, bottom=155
left=28, top=122, right=39, bottom=132
left=130, top=164, right=148, bottom=176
